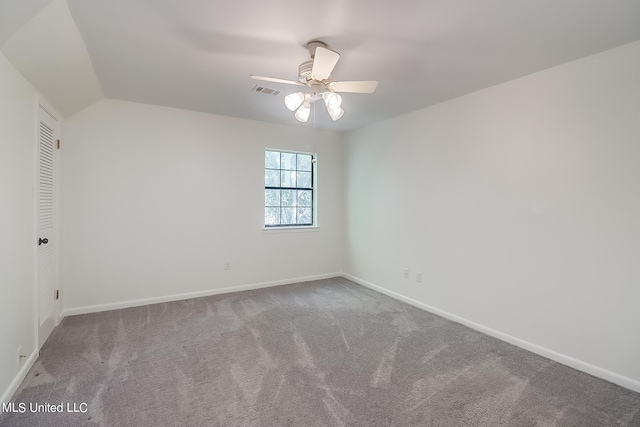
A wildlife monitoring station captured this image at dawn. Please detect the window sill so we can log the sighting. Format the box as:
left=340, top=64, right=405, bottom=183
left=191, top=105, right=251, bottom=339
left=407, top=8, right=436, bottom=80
left=263, top=226, right=320, bottom=234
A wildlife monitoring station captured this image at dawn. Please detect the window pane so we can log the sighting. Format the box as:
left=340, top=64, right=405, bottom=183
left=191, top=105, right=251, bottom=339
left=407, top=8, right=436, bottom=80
left=265, top=170, right=280, bottom=187
left=265, top=208, right=280, bottom=226
left=281, top=190, right=295, bottom=206
left=297, top=190, right=312, bottom=207
left=265, top=189, right=280, bottom=207
left=297, top=171, right=312, bottom=188
left=297, top=154, right=312, bottom=171
left=264, top=149, right=314, bottom=227
left=298, top=208, right=312, bottom=224
left=281, top=207, right=296, bottom=225
left=281, top=170, right=296, bottom=187
left=265, top=151, right=280, bottom=169
left=281, top=152, right=297, bottom=170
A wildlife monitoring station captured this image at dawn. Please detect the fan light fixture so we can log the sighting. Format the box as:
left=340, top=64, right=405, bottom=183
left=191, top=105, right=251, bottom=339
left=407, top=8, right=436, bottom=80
left=294, top=101, right=311, bottom=122
left=322, top=92, right=342, bottom=109
left=322, top=92, right=344, bottom=121
left=327, top=106, right=344, bottom=121
left=284, top=92, right=304, bottom=112
left=287, top=90, right=345, bottom=122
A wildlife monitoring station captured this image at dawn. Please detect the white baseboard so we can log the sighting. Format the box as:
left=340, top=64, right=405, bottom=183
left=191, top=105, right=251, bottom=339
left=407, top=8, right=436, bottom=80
left=61, top=272, right=342, bottom=317
left=1, top=349, right=38, bottom=405
left=341, top=273, right=640, bottom=394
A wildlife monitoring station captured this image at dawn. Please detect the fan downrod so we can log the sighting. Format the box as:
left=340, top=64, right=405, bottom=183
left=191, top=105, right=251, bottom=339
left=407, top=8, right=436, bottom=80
left=307, top=41, right=328, bottom=58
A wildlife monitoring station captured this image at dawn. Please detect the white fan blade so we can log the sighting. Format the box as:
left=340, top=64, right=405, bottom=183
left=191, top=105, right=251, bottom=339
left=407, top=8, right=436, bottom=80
left=326, top=80, right=379, bottom=93
left=311, top=47, right=340, bottom=81
left=250, top=75, right=305, bottom=87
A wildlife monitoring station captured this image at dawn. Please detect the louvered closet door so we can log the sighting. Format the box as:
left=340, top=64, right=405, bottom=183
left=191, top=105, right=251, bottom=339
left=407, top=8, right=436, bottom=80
left=37, top=106, right=58, bottom=348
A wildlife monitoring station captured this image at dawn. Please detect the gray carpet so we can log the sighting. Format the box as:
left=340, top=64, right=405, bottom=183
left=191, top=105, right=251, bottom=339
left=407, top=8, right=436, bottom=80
left=1, top=277, right=639, bottom=426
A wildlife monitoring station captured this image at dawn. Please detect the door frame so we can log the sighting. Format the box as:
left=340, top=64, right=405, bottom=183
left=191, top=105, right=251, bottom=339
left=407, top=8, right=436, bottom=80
left=34, top=98, right=62, bottom=350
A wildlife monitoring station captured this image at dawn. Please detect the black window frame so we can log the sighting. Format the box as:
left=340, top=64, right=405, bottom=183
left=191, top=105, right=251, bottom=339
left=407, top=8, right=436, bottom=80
left=264, top=150, right=315, bottom=227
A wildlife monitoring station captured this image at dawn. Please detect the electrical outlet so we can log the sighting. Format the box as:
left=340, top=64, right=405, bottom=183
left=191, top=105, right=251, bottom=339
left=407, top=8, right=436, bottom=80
left=224, top=262, right=231, bottom=271
left=417, top=272, right=422, bottom=283
left=403, top=268, right=409, bottom=279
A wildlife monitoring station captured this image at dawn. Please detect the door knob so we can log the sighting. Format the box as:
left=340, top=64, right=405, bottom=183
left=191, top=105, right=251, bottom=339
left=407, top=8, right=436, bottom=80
left=38, top=238, right=49, bottom=245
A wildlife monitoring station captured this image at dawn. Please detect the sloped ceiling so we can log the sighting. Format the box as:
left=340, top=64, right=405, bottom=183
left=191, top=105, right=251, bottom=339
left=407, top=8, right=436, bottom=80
left=2, top=0, right=640, bottom=129
left=1, top=0, right=102, bottom=118
left=0, top=0, right=53, bottom=47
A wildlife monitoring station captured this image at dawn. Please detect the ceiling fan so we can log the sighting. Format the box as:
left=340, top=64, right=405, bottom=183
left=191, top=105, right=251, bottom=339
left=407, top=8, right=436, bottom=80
left=251, top=41, right=378, bottom=122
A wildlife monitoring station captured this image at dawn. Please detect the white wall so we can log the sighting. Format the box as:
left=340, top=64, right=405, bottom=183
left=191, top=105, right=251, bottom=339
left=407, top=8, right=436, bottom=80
left=343, top=41, right=640, bottom=390
left=61, top=99, right=343, bottom=312
left=0, top=53, right=38, bottom=402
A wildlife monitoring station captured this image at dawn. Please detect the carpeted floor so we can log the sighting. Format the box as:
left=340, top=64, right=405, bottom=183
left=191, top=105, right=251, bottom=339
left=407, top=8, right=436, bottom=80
left=1, top=277, right=639, bottom=426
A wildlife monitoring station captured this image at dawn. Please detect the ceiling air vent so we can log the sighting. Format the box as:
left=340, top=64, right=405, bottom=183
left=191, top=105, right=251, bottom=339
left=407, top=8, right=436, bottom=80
left=251, top=85, right=281, bottom=96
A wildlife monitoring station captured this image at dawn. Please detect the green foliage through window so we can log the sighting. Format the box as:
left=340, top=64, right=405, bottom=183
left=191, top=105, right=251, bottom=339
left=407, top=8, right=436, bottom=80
left=265, top=150, right=314, bottom=227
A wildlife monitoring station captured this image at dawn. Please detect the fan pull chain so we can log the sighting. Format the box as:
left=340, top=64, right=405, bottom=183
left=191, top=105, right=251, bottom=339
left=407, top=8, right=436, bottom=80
left=313, top=102, right=317, bottom=163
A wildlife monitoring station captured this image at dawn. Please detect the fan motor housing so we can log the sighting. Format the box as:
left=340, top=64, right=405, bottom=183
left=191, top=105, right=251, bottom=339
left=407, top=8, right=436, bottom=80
left=298, top=60, right=332, bottom=85
left=298, top=60, right=313, bottom=83
left=298, top=41, right=332, bottom=84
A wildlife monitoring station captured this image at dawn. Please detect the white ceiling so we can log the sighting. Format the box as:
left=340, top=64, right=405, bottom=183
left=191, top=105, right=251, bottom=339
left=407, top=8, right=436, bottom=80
left=1, top=0, right=102, bottom=117
left=3, top=0, right=640, bottom=131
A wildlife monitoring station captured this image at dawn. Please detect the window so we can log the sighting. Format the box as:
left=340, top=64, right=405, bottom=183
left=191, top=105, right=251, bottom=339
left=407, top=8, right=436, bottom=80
left=265, top=150, right=314, bottom=227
